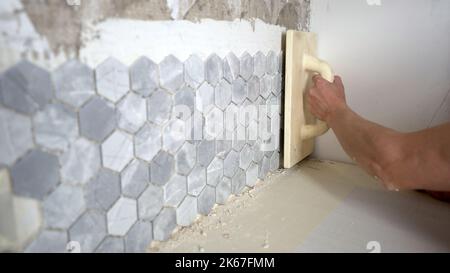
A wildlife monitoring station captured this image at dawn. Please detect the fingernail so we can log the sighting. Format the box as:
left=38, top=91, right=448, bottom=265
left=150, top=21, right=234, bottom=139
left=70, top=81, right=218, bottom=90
left=385, top=183, right=400, bottom=192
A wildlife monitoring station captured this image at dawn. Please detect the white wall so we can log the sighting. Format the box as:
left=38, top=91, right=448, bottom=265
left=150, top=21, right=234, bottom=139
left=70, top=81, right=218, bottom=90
left=310, top=0, right=450, bottom=162
left=80, top=18, right=284, bottom=67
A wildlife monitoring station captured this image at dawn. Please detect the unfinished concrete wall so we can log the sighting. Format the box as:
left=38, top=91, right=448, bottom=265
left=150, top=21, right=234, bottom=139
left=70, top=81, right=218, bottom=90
left=0, top=0, right=307, bottom=253
left=1, top=0, right=310, bottom=71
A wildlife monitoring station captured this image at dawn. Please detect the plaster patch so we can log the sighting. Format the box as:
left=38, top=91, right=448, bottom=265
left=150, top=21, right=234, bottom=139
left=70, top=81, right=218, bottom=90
left=80, top=18, right=284, bottom=67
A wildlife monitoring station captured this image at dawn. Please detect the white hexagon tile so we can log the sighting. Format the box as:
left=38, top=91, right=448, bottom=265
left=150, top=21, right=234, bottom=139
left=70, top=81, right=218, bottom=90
left=0, top=52, right=282, bottom=253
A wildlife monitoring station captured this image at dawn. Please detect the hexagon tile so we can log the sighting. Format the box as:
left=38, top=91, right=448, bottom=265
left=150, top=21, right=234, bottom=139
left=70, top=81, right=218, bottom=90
left=0, top=52, right=282, bottom=253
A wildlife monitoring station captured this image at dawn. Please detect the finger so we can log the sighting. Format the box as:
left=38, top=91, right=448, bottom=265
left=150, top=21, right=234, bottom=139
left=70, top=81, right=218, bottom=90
left=334, top=75, right=344, bottom=89
left=312, top=74, right=324, bottom=86
left=307, top=94, right=317, bottom=108
left=310, top=104, right=324, bottom=120
left=308, top=97, right=324, bottom=115
left=308, top=87, right=317, bottom=96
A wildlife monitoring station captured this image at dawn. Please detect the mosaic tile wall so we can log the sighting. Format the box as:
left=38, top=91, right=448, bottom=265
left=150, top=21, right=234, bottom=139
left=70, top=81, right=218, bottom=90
left=0, top=51, right=283, bottom=253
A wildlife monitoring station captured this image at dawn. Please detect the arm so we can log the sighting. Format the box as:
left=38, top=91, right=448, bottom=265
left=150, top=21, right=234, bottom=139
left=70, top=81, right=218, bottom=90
left=307, top=75, right=450, bottom=191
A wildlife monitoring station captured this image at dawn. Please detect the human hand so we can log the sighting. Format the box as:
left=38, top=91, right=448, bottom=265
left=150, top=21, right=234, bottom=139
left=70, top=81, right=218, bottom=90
left=307, top=75, right=347, bottom=123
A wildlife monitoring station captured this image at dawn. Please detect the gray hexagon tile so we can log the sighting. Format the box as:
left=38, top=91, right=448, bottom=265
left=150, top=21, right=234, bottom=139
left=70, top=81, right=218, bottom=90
left=214, top=80, right=232, bottom=111
left=84, top=168, right=120, bottom=211
left=254, top=95, right=265, bottom=117
left=224, top=103, right=238, bottom=131
left=153, top=207, right=177, bottom=241
left=232, top=124, right=246, bottom=152
left=174, top=85, right=195, bottom=120
left=125, top=220, right=153, bottom=253
left=60, top=138, right=100, bottom=185
left=274, top=74, right=282, bottom=95
left=79, top=96, right=116, bottom=142
left=130, top=57, right=159, bottom=97
left=195, top=82, right=214, bottom=113
left=266, top=51, right=278, bottom=75
left=120, top=159, right=149, bottom=199
left=197, top=140, right=215, bottom=167
left=223, top=53, right=240, bottom=83
left=117, top=92, right=147, bottom=134
left=232, top=168, right=246, bottom=194
left=177, top=195, right=197, bottom=226
left=33, top=103, right=78, bottom=151
left=267, top=98, right=280, bottom=120
left=205, top=54, right=223, bottom=86
left=189, top=110, right=204, bottom=141
left=95, top=236, right=125, bottom=253
left=69, top=210, right=107, bottom=253
left=247, top=119, right=258, bottom=143
left=239, top=144, right=252, bottom=170
left=239, top=99, right=254, bottom=128
left=270, top=152, right=280, bottom=172
left=216, top=177, right=232, bottom=205
left=246, top=162, right=259, bottom=187
left=163, top=119, right=186, bottom=154
left=278, top=52, right=284, bottom=73
left=175, top=142, right=196, bottom=175
left=0, top=107, right=33, bottom=166
left=231, top=77, right=247, bottom=105
left=43, top=184, right=85, bottom=229
left=184, top=55, right=205, bottom=89
left=101, top=130, right=134, bottom=172
left=0, top=60, right=53, bottom=114
left=138, top=184, right=163, bottom=221
left=25, top=230, right=67, bottom=253
left=251, top=140, right=265, bottom=164
left=263, top=136, right=276, bottom=160
left=258, top=114, right=271, bottom=142
left=253, top=52, right=266, bottom=77
left=147, top=89, right=172, bottom=126
left=277, top=93, right=282, bottom=113
left=11, top=149, right=59, bottom=200
left=150, top=150, right=175, bottom=186
left=247, top=76, right=260, bottom=102
left=223, top=149, right=239, bottom=178
left=187, top=164, right=206, bottom=196
left=53, top=59, right=95, bottom=108
left=96, top=57, right=129, bottom=103
left=207, top=157, right=223, bottom=187
left=198, top=185, right=215, bottom=215
left=107, top=197, right=137, bottom=236
left=216, top=139, right=232, bottom=159
left=134, top=123, right=161, bottom=162
left=164, top=174, right=187, bottom=207
left=258, top=155, right=270, bottom=180
left=239, top=53, right=253, bottom=81
left=159, top=55, right=184, bottom=92
left=204, top=106, right=223, bottom=140
left=260, top=74, right=273, bottom=99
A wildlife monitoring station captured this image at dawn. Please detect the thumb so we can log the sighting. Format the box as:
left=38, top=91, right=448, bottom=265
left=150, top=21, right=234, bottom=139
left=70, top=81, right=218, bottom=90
left=334, top=75, right=344, bottom=89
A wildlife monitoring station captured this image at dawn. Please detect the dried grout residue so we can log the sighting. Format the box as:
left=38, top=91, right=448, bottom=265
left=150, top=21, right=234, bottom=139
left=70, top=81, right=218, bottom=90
left=0, top=52, right=283, bottom=253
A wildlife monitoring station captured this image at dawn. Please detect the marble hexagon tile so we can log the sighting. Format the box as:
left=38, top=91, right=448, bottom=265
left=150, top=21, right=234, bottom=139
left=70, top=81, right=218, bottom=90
left=0, top=51, right=282, bottom=253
